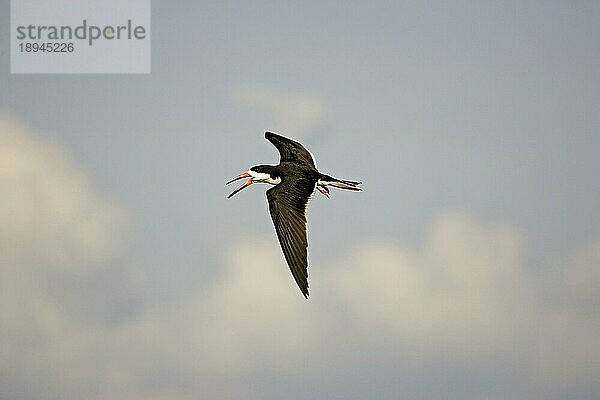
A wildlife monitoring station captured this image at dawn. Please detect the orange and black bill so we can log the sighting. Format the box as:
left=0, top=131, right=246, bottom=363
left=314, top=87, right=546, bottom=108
left=226, top=172, right=253, bottom=198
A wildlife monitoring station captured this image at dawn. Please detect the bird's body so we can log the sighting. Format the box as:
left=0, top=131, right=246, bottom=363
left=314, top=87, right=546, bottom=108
left=227, top=132, right=361, bottom=298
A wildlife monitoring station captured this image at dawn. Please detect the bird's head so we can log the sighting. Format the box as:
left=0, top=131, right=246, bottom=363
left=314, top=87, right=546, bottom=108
left=226, top=165, right=280, bottom=198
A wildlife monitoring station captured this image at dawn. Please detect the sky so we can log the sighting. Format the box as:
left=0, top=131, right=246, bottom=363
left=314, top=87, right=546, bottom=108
left=1, top=1, right=599, bottom=399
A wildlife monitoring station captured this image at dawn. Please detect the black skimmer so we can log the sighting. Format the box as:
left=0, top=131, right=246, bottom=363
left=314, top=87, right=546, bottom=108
left=226, top=131, right=362, bottom=298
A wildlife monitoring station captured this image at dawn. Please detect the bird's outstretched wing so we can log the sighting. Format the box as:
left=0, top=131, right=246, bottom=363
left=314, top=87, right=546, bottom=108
left=266, top=176, right=316, bottom=298
left=265, top=131, right=316, bottom=168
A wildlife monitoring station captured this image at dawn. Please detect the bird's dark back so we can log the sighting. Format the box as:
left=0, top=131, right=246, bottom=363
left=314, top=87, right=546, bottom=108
left=274, top=162, right=321, bottom=183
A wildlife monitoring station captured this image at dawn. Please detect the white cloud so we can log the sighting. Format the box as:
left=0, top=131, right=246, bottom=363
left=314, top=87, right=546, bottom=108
left=110, top=213, right=598, bottom=397
left=0, top=113, right=597, bottom=399
left=0, top=114, right=128, bottom=271
left=531, top=238, right=600, bottom=391
left=233, top=85, right=326, bottom=138
left=320, top=213, right=531, bottom=353
left=112, top=241, right=319, bottom=390
left=0, top=114, right=132, bottom=398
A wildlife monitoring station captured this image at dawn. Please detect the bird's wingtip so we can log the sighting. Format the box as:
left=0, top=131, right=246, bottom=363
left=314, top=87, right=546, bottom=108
left=265, top=131, right=283, bottom=140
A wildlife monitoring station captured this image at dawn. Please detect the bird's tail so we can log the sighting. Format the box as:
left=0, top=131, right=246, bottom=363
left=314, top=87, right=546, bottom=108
left=318, top=175, right=362, bottom=191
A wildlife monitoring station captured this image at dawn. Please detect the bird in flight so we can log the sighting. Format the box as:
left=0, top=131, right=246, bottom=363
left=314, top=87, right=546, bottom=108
left=226, top=131, right=362, bottom=298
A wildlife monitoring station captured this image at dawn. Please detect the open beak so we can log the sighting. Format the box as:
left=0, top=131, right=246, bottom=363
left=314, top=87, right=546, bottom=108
left=226, top=172, right=253, bottom=198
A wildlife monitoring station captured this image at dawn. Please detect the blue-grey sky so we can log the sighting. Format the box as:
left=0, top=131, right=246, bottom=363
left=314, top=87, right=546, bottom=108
left=1, top=1, right=599, bottom=399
